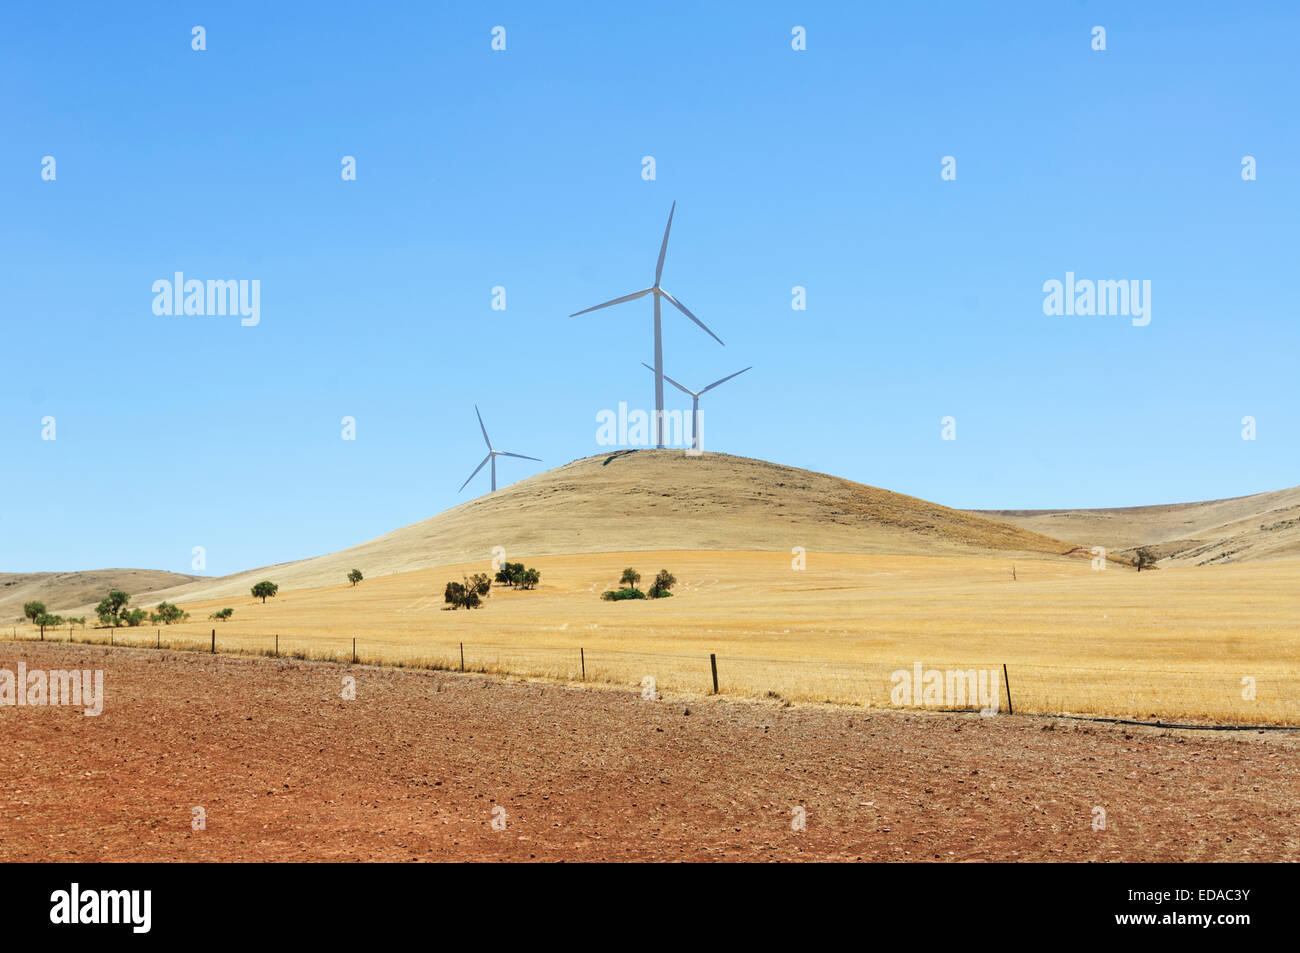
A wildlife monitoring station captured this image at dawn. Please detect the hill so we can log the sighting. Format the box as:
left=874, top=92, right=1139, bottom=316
left=129, top=450, right=1077, bottom=606
left=0, top=569, right=202, bottom=622
left=972, top=485, right=1300, bottom=566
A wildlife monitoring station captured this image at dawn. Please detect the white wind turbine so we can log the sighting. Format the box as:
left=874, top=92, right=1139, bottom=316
left=571, top=202, right=724, bottom=449
left=641, top=362, right=752, bottom=453
left=458, top=405, right=541, bottom=493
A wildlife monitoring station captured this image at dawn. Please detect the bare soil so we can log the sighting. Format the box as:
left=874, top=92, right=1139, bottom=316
left=2, top=643, right=1296, bottom=862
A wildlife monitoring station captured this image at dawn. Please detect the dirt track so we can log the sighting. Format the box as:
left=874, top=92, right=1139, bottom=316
left=2, top=643, right=1297, bottom=861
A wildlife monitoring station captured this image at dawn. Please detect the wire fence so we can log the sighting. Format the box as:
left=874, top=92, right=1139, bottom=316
left=4, top=624, right=1298, bottom=727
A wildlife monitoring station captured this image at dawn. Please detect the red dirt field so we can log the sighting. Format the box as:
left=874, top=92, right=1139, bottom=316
left=2, top=643, right=1297, bottom=862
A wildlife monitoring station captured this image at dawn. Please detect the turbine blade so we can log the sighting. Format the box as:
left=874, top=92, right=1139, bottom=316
left=496, top=451, right=542, bottom=462
left=474, top=405, right=491, bottom=450
left=641, top=362, right=694, bottom=396
left=458, top=454, right=491, bottom=492
left=699, top=366, right=752, bottom=394
left=659, top=289, right=724, bottom=346
left=654, top=201, right=676, bottom=285
left=570, top=288, right=652, bottom=317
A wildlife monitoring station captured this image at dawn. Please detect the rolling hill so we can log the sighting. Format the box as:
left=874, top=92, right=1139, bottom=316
left=973, top=485, right=1300, bottom=566
left=94, top=450, right=1078, bottom=608
left=1, top=569, right=202, bottom=624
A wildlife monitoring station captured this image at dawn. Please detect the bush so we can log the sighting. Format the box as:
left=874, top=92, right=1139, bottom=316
left=1134, top=548, right=1158, bottom=572
left=601, top=588, right=647, bottom=601
left=209, top=608, right=234, bottom=622
left=121, top=608, right=147, bottom=627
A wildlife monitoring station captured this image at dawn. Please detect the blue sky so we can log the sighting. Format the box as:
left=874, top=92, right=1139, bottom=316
left=2, top=1, right=1297, bottom=574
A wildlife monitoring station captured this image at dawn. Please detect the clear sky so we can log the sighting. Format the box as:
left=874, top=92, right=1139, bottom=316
left=2, top=1, right=1297, bottom=575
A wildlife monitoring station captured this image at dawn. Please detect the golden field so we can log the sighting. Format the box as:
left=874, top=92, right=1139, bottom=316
left=12, top=549, right=1299, bottom=725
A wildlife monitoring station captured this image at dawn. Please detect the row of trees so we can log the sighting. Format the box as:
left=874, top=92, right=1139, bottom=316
left=602, top=568, right=676, bottom=601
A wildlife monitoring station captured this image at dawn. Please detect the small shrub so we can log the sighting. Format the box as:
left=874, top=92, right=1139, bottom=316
left=601, top=588, right=647, bottom=601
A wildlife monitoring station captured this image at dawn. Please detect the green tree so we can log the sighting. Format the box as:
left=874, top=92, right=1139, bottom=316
left=149, top=601, right=188, bottom=625
left=209, top=608, right=234, bottom=622
left=649, top=569, right=676, bottom=599
left=469, top=573, right=492, bottom=597
left=96, top=590, right=130, bottom=626
left=443, top=578, right=483, bottom=610
left=347, top=569, right=363, bottom=586
left=23, top=601, right=46, bottom=626
left=619, top=568, right=641, bottom=591
left=1134, top=548, right=1157, bottom=573
left=35, top=612, right=65, bottom=631
left=251, top=581, right=279, bottom=603
left=495, top=562, right=524, bottom=587
left=519, top=568, right=541, bottom=590
left=121, top=608, right=147, bottom=627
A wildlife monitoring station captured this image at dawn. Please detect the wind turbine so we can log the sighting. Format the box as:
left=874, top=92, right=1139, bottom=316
left=571, top=202, right=724, bottom=449
left=641, top=363, right=752, bottom=453
left=458, top=405, right=541, bottom=493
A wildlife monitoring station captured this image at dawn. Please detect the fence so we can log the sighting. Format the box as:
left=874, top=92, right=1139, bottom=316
left=3, top=624, right=1298, bottom=727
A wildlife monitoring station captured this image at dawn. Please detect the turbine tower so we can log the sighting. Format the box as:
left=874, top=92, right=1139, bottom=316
left=641, top=363, right=752, bottom=453
left=571, top=202, right=724, bottom=449
left=458, top=405, right=541, bottom=493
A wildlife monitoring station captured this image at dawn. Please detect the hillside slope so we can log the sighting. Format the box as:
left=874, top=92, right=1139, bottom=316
left=973, top=485, right=1300, bottom=565
left=1, top=569, right=202, bottom=622
left=134, top=450, right=1077, bottom=605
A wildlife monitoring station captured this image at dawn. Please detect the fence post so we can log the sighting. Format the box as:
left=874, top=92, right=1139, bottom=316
left=40, top=625, right=44, bottom=642
left=352, top=638, right=357, bottom=664
left=710, top=653, right=719, bottom=694
left=1002, top=663, right=1013, bottom=715
left=275, top=634, right=279, bottom=657
left=156, top=629, right=160, bottom=649
left=211, top=629, right=215, bottom=654
left=460, top=642, right=465, bottom=672
left=580, top=647, right=585, bottom=681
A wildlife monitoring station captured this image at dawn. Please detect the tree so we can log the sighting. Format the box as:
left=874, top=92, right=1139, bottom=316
left=251, top=581, right=279, bottom=603
left=519, top=568, right=540, bottom=590
left=149, top=601, right=188, bottom=625
left=1134, top=548, right=1157, bottom=573
left=121, top=608, right=147, bottom=627
left=468, top=573, right=492, bottom=597
left=649, top=569, right=676, bottom=599
left=96, top=590, right=130, bottom=626
left=23, top=601, right=46, bottom=626
left=35, top=612, right=64, bottom=632
left=347, top=569, right=363, bottom=586
left=443, top=578, right=483, bottom=610
left=620, top=568, right=641, bottom=591
left=495, top=562, right=524, bottom=587
left=209, top=608, right=234, bottom=622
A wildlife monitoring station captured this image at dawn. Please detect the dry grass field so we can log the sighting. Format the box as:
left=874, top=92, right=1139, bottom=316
left=14, top=549, right=1298, bottom=725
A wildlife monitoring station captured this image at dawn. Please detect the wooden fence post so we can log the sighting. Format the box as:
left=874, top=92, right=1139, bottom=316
left=156, top=629, right=160, bottom=648
left=460, top=642, right=465, bottom=672
left=352, top=638, right=357, bottom=664
left=211, top=629, right=215, bottom=654
left=710, top=653, right=719, bottom=694
left=275, top=634, right=279, bottom=657
left=1002, top=663, right=1013, bottom=715
left=580, top=647, right=586, bottom=681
